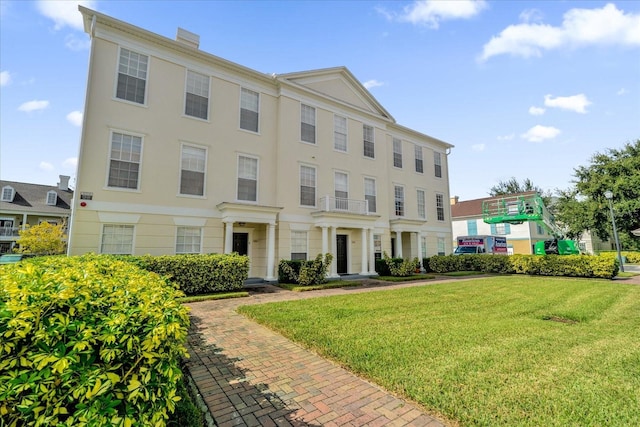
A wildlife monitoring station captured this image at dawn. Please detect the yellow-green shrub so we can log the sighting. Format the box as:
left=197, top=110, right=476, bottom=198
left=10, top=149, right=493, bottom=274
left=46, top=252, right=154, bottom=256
left=598, top=251, right=640, bottom=264
left=0, top=254, right=190, bottom=427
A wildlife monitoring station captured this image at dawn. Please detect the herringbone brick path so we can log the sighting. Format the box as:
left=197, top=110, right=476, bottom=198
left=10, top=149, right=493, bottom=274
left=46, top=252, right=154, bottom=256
left=185, top=279, right=454, bottom=427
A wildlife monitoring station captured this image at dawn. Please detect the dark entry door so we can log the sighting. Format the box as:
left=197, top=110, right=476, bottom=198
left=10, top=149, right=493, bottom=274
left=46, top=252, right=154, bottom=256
left=336, top=234, right=348, bottom=274
left=232, top=232, right=249, bottom=256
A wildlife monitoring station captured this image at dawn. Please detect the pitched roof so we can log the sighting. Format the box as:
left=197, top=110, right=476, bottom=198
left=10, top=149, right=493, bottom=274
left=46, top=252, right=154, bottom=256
left=451, top=191, right=537, bottom=219
left=0, top=180, right=73, bottom=216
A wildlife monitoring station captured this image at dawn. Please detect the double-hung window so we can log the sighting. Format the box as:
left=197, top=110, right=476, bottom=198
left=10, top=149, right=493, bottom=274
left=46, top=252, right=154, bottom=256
left=237, top=156, right=258, bottom=202
left=491, top=223, right=511, bottom=235
left=436, top=193, right=445, bottom=221
left=417, top=189, right=426, bottom=219
left=334, top=115, right=347, bottom=152
left=116, top=48, right=148, bottom=104
left=301, top=104, right=316, bottom=144
left=364, top=178, right=377, bottom=213
left=290, top=231, right=308, bottom=260
left=240, top=88, right=259, bottom=132
left=1, top=186, right=15, bottom=202
left=176, top=226, right=202, bottom=254
left=437, top=237, right=445, bottom=256
left=363, top=124, right=375, bottom=158
left=108, top=132, right=142, bottom=190
left=467, top=220, right=478, bottom=235
left=180, top=145, right=206, bottom=196
left=334, top=172, right=349, bottom=210
left=46, top=191, right=58, bottom=206
left=101, top=224, right=134, bottom=254
left=393, top=138, right=403, bottom=168
left=394, top=185, right=405, bottom=217
left=300, top=165, right=316, bottom=207
left=415, top=145, right=423, bottom=173
left=185, top=70, right=209, bottom=119
left=434, top=152, right=443, bottom=178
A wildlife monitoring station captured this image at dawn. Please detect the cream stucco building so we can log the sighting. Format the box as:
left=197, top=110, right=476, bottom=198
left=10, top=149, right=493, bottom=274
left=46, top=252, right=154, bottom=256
left=68, top=7, right=454, bottom=280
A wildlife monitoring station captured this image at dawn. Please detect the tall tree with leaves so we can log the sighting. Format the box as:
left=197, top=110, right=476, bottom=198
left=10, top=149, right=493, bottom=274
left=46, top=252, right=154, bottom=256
left=554, top=139, right=640, bottom=249
left=489, top=177, right=551, bottom=206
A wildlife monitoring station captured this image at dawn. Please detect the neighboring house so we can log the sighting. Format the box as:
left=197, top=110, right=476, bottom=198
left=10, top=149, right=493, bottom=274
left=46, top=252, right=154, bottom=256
left=0, top=176, right=72, bottom=253
left=68, top=7, right=454, bottom=280
left=450, top=192, right=550, bottom=255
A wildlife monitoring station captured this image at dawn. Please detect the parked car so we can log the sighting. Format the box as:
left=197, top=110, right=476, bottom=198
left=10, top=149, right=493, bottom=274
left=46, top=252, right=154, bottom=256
left=0, top=253, right=37, bottom=264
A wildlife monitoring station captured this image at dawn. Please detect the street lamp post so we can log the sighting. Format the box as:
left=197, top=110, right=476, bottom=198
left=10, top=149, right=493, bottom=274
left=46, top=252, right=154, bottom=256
left=604, top=190, right=624, bottom=272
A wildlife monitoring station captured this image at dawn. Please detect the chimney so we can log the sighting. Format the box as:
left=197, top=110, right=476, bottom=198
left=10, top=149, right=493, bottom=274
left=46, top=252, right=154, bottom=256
left=450, top=196, right=459, bottom=205
left=176, top=28, right=200, bottom=49
left=58, top=175, right=70, bottom=191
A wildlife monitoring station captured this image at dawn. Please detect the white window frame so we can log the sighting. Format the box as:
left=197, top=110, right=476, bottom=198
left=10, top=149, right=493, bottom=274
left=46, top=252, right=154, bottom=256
left=434, top=152, right=443, bottom=178
left=421, top=235, right=428, bottom=258
left=436, top=193, right=445, bottom=221
left=290, top=230, right=308, bottom=261
left=1, top=186, right=15, bottom=202
left=236, top=154, right=259, bottom=203
left=100, top=224, right=135, bottom=255
left=46, top=191, right=58, bottom=206
left=106, top=130, right=143, bottom=191
left=334, top=114, right=347, bottom=152
left=394, top=185, right=405, bottom=217
left=239, top=87, right=260, bottom=133
left=393, top=138, right=403, bottom=168
left=179, top=143, right=207, bottom=197
left=437, top=237, right=446, bottom=256
left=363, top=124, right=375, bottom=159
left=176, top=226, right=202, bottom=254
left=414, top=145, right=424, bottom=174
left=184, top=69, right=210, bottom=121
left=364, top=177, right=377, bottom=213
left=301, top=104, right=316, bottom=144
left=334, top=171, right=349, bottom=210
left=114, top=46, right=149, bottom=106
left=299, top=164, right=317, bottom=208
left=417, top=189, right=426, bottom=219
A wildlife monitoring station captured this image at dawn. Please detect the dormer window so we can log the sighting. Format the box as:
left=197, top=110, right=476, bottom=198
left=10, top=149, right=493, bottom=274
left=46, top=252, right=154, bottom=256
left=46, top=190, right=58, bottom=206
left=1, top=186, right=15, bottom=202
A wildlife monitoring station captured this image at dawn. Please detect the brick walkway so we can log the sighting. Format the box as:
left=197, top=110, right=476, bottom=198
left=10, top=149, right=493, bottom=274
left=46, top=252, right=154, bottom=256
left=185, top=278, right=455, bottom=427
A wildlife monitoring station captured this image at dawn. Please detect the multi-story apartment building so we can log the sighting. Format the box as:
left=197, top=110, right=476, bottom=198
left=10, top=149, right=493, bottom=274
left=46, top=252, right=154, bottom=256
left=68, top=7, right=454, bottom=280
left=0, top=176, right=72, bottom=253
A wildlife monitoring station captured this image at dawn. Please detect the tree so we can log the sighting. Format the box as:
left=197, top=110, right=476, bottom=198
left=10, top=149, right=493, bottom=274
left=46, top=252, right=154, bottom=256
left=15, top=221, right=67, bottom=255
left=554, top=139, right=640, bottom=249
left=489, top=177, right=551, bottom=206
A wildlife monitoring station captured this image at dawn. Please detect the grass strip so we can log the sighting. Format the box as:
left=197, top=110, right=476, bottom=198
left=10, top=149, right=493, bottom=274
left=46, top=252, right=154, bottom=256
left=376, top=274, right=435, bottom=282
left=178, top=291, right=249, bottom=303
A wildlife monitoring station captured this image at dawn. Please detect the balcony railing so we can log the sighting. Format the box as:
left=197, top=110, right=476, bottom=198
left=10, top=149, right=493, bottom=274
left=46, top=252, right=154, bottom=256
left=318, top=196, right=370, bottom=215
left=0, top=227, right=19, bottom=237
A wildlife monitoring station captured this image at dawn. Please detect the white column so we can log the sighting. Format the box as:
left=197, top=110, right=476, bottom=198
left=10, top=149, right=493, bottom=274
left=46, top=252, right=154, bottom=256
left=266, top=222, right=276, bottom=281
left=396, top=230, right=403, bottom=258
left=330, top=226, right=338, bottom=277
left=418, top=232, right=425, bottom=272
left=368, top=229, right=376, bottom=275
left=22, top=213, right=28, bottom=229
left=224, top=221, right=234, bottom=254
left=360, top=228, right=368, bottom=275
left=321, top=226, right=328, bottom=255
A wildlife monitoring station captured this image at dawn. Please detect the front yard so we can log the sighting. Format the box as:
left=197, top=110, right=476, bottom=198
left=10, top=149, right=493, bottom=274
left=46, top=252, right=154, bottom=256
left=238, top=276, right=640, bottom=426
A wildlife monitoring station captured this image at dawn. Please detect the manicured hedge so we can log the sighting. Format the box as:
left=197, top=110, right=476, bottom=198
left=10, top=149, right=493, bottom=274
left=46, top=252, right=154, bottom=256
left=375, top=258, right=404, bottom=276
left=278, top=254, right=332, bottom=286
left=598, top=251, right=640, bottom=264
left=122, top=253, right=249, bottom=296
left=0, top=254, right=190, bottom=426
left=428, top=254, right=618, bottom=279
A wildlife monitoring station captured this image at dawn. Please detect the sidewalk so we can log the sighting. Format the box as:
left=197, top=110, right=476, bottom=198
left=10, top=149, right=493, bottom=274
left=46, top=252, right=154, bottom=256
left=184, top=278, right=455, bottom=427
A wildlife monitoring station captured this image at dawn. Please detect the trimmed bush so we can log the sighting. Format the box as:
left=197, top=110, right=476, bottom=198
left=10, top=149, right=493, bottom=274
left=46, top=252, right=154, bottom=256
left=0, top=254, right=190, bottom=426
left=279, top=253, right=332, bottom=286
left=422, top=257, right=433, bottom=273
left=598, top=251, right=640, bottom=264
left=375, top=257, right=404, bottom=276
left=123, top=253, right=249, bottom=296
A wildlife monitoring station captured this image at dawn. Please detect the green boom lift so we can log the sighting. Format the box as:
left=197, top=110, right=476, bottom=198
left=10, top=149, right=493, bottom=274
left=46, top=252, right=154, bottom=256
left=482, top=194, right=579, bottom=255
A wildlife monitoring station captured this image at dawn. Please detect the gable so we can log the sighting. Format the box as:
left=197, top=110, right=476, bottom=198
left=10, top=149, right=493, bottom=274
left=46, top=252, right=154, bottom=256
left=279, top=68, right=393, bottom=121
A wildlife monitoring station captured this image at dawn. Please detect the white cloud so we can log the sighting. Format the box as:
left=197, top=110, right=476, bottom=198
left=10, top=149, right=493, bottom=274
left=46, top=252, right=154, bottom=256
left=18, top=100, right=50, bottom=112
left=363, top=79, right=384, bottom=89
left=0, top=70, right=10, bottom=86
left=521, top=125, right=561, bottom=142
left=497, top=133, right=515, bottom=141
left=66, top=110, right=83, bottom=127
left=63, top=158, right=78, bottom=169
left=393, top=0, right=488, bottom=28
left=519, top=9, right=543, bottom=23
left=479, top=3, right=640, bottom=61
left=617, top=88, right=628, bottom=96
left=39, top=161, right=54, bottom=171
left=544, top=94, right=591, bottom=113
left=529, top=106, right=546, bottom=116
left=471, top=143, right=486, bottom=152
left=35, top=0, right=96, bottom=31
left=65, top=34, right=90, bottom=51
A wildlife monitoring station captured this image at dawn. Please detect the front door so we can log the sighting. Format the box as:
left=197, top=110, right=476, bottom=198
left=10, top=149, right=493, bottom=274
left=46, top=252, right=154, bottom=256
left=232, top=232, right=249, bottom=256
left=336, top=234, right=348, bottom=275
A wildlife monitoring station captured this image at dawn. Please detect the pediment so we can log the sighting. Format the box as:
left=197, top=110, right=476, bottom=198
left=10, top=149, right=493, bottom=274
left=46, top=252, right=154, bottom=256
left=279, top=67, right=394, bottom=121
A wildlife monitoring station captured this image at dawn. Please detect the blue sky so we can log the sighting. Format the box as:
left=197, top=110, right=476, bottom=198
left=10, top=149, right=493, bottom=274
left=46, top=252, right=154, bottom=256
left=1, top=0, right=639, bottom=201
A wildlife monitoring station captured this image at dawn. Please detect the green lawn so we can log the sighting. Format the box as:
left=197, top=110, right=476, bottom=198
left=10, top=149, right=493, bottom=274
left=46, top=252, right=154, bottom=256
left=237, top=277, right=640, bottom=426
